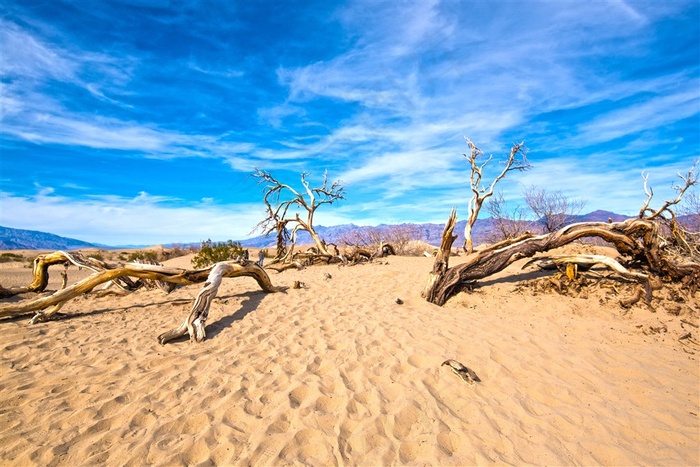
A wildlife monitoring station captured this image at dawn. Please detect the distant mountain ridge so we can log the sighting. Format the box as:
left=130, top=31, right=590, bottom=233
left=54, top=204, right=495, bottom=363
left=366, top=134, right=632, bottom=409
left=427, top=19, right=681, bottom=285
left=0, top=226, right=100, bottom=250
left=238, top=210, right=633, bottom=248
left=0, top=210, right=633, bottom=250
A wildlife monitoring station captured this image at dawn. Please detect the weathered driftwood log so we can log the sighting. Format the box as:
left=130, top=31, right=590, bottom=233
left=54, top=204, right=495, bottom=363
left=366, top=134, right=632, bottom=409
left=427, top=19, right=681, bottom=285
left=0, top=256, right=278, bottom=342
left=522, top=254, right=649, bottom=282
left=0, top=251, right=174, bottom=298
left=266, top=261, right=304, bottom=273
left=1, top=251, right=100, bottom=297
left=423, top=208, right=459, bottom=304
left=158, top=263, right=239, bottom=344
left=342, top=242, right=397, bottom=265
left=423, top=213, right=700, bottom=306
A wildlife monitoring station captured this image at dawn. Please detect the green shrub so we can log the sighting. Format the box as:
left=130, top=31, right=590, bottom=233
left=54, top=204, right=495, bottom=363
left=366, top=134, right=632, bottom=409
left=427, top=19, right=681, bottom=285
left=88, top=251, right=105, bottom=262
left=191, top=239, right=245, bottom=269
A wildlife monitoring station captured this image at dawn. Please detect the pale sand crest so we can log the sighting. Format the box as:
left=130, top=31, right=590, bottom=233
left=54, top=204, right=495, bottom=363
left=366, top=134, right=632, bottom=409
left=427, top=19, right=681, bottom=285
left=0, top=250, right=698, bottom=465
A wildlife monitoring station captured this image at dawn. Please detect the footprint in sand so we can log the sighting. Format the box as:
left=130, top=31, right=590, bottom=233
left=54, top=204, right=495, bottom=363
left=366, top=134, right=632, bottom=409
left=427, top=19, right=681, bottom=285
left=392, top=404, right=421, bottom=440
left=288, top=385, right=309, bottom=408
left=181, top=412, right=211, bottom=434
left=181, top=437, right=211, bottom=466
left=407, top=354, right=432, bottom=368
left=265, top=414, right=291, bottom=434
left=398, top=440, right=431, bottom=463
left=436, top=430, right=461, bottom=456
left=315, top=395, right=343, bottom=414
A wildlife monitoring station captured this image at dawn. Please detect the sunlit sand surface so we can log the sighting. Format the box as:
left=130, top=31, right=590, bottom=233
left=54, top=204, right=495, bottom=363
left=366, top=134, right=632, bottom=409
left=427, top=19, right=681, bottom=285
left=1, top=248, right=698, bottom=465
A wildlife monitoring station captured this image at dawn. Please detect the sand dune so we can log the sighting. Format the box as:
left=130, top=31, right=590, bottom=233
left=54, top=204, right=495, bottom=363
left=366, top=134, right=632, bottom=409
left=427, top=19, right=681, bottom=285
left=0, top=251, right=698, bottom=465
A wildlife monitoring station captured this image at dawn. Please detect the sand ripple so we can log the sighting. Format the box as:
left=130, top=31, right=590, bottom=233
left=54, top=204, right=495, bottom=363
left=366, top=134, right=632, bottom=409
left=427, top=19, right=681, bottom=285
left=1, top=255, right=698, bottom=465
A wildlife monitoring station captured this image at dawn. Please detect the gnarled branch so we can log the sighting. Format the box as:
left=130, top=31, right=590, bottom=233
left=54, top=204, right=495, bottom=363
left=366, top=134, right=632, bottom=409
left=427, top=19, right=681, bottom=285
left=425, top=216, right=699, bottom=306
left=252, top=169, right=345, bottom=264
left=0, top=255, right=278, bottom=343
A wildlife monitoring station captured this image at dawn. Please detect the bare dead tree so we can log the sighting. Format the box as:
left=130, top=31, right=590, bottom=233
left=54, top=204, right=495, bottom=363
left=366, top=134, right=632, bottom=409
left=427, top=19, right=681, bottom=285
left=385, top=224, right=422, bottom=255
left=339, top=224, right=420, bottom=257
left=424, top=163, right=699, bottom=306
left=679, top=188, right=700, bottom=232
left=252, top=169, right=345, bottom=264
left=639, top=163, right=698, bottom=220
left=524, top=186, right=587, bottom=233
left=463, top=139, right=530, bottom=254
left=338, top=226, right=383, bottom=249
left=639, top=162, right=699, bottom=261
left=485, top=190, right=531, bottom=243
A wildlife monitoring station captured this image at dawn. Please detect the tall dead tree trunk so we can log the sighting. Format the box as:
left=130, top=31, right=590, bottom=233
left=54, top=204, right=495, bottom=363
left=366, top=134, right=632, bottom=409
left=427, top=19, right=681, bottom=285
left=463, top=139, right=530, bottom=254
left=423, top=208, right=458, bottom=303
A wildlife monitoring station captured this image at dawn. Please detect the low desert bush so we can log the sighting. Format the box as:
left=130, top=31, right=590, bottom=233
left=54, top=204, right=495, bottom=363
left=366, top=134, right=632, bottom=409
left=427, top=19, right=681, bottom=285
left=0, top=252, right=25, bottom=263
left=339, top=225, right=423, bottom=256
left=127, top=251, right=159, bottom=263
left=191, top=239, right=245, bottom=269
left=87, top=251, right=106, bottom=262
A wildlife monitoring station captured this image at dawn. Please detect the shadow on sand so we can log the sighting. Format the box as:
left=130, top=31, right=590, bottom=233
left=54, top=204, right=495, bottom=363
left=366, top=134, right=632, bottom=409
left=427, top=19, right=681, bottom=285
left=205, top=290, right=271, bottom=340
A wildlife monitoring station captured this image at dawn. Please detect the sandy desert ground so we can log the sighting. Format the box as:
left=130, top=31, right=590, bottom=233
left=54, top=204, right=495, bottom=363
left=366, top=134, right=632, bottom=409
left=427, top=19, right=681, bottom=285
left=0, top=246, right=698, bottom=466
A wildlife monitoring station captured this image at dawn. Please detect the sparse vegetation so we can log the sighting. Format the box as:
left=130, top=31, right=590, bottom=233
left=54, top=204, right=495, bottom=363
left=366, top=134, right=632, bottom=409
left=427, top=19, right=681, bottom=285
left=191, top=239, right=246, bottom=269
left=127, top=251, right=159, bottom=263
left=87, top=251, right=106, bottom=262
left=0, top=252, right=25, bottom=263
left=339, top=225, right=423, bottom=256
left=167, top=244, right=195, bottom=259
left=524, top=186, right=587, bottom=233
left=485, top=190, right=531, bottom=243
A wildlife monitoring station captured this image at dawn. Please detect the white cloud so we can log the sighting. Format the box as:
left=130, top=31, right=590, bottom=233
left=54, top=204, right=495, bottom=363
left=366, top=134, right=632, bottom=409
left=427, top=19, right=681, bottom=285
left=576, top=88, right=700, bottom=144
left=0, top=20, right=77, bottom=82
left=609, top=0, right=649, bottom=25
left=187, top=62, right=245, bottom=79
left=13, top=113, right=171, bottom=151
left=0, top=190, right=267, bottom=246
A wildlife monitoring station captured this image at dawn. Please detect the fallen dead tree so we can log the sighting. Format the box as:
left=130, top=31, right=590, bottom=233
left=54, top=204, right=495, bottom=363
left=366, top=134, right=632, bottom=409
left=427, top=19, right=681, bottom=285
left=423, top=165, right=699, bottom=306
left=423, top=213, right=698, bottom=305
left=0, top=250, right=175, bottom=298
left=342, top=242, right=397, bottom=265
left=0, top=251, right=278, bottom=343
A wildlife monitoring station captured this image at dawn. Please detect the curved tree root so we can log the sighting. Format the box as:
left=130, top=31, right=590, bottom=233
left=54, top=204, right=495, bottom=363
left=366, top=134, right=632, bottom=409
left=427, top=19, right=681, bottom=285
left=158, top=263, right=230, bottom=344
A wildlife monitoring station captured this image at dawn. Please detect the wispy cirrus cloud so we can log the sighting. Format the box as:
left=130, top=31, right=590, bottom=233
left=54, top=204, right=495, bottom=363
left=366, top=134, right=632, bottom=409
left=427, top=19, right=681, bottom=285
left=575, top=88, right=700, bottom=145
left=0, top=20, right=76, bottom=81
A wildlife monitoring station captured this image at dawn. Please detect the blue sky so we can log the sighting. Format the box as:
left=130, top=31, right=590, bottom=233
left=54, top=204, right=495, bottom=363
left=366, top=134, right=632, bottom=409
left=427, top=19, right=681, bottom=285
left=1, top=0, right=698, bottom=246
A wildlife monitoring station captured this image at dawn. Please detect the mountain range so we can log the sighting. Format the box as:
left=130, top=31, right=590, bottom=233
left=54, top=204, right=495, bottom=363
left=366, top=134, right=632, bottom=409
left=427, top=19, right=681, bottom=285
left=0, top=226, right=101, bottom=250
left=0, top=210, right=633, bottom=250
